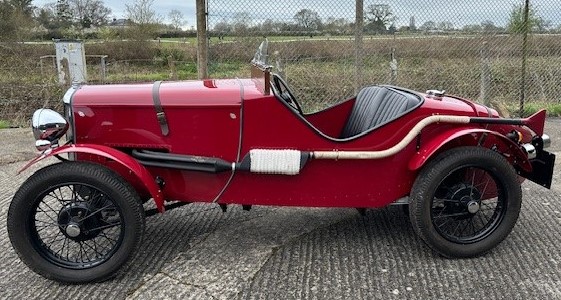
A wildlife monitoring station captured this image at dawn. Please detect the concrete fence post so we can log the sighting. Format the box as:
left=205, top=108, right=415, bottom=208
left=390, top=47, right=398, bottom=85
left=480, top=41, right=491, bottom=106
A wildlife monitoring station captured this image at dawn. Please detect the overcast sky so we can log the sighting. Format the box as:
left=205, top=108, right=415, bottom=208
left=32, top=0, right=560, bottom=29
left=208, top=0, right=561, bottom=28
left=32, top=0, right=197, bottom=28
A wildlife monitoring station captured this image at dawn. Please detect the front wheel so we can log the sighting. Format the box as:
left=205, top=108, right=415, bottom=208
left=7, top=162, right=145, bottom=283
left=409, top=147, right=522, bottom=257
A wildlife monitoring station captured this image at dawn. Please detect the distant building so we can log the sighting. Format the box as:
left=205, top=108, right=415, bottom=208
left=108, top=18, right=133, bottom=29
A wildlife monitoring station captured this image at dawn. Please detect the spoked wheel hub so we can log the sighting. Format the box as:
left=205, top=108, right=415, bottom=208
left=430, top=166, right=508, bottom=245
left=466, top=201, right=480, bottom=214
left=25, top=181, right=127, bottom=270
left=65, top=223, right=81, bottom=238
left=57, top=202, right=102, bottom=241
left=445, top=183, right=482, bottom=218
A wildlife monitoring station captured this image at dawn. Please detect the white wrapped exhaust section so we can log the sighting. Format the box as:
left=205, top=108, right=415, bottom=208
left=249, top=149, right=302, bottom=175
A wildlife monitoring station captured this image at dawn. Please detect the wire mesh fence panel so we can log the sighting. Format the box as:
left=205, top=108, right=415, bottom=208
left=0, top=41, right=199, bottom=125
left=0, top=42, right=60, bottom=126
left=1, top=1, right=559, bottom=125
left=207, top=0, right=561, bottom=115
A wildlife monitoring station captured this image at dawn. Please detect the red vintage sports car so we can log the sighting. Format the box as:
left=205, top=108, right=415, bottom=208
left=7, top=41, right=555, bottom=283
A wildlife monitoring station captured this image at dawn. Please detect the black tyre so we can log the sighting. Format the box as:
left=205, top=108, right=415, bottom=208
left=7, top=162, right=145, bottom=283
left=409, top=147, right=522, bottom=257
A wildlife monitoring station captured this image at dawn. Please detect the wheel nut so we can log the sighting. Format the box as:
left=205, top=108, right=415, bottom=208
left=65, top=224, right=81, bottom=237
left=467, top=201, right=480, bottom=214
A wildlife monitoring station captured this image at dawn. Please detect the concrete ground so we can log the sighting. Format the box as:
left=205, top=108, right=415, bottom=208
left=0, top=120, right=560, bottom=300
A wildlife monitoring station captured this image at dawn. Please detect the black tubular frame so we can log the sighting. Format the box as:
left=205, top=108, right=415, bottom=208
left=132, top=149, right=232, bottom=173
left=469, top=117, right=526, bottom=125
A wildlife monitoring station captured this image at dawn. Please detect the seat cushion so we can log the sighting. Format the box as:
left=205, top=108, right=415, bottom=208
left=340, top=86, right=421, bottom=138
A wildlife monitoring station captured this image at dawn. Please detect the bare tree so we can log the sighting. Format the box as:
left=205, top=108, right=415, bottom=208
left=55, top=0, right=73, bottom=29
left=213, top=20, right=231, bottom=39
left=324, top=17, right=350, bottom=34
left=365, top=4, right=395, bottom=34
left=126, top=0, right=160, bottom=25
left=232, top=12, right=251, bottom=35
left=168, top=9, right=185, bottom=30
left=481, top=20, right=501, bottom=33
left=124, top=0, right=162, bottom=39
left=69, top=0, right=111, bottom=28
left=293, top=9, right=321, bottom=31
left=260, top=19, right=276, bottom=33
left=438, top=21, right=454, bottom=31
left=419, top=20, right=436, bottom=32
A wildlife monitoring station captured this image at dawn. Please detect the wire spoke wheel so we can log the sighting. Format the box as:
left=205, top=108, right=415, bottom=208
left=8, top=162, right=145, bottom=283
left=410, top=147, right=522, bottom=258
left=32, top=183, right=124, bottom=269
left=431, top=167, right=505, bottom=244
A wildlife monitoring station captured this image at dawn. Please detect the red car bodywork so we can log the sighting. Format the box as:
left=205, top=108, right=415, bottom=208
left=11, top=40, right=557, bottom=284
left=38, top=78, right=540, bottom=212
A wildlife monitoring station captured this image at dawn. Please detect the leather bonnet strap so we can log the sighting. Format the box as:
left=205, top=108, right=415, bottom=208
left=152, top=81, right=169, bottom=136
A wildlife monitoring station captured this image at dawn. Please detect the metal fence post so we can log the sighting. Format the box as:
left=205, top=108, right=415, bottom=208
left=519, top=0, right=530, bottom=117
left=480, top=41, right=491, bottom=106
left=169, top=57, right=177, bottom=80
left=390, top=47, right=398, bottom=85
left=196, top=0, right=209, bottom=79
left=100, top=56, right=106, bottom=84
left=354, top=0, right=364, bottom=92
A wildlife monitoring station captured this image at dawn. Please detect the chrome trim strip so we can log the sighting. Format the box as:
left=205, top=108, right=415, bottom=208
left=62, top=84, right=79, bottom=104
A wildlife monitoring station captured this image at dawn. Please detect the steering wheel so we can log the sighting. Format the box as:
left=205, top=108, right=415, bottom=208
left=272, top=74, right=303, bottom=115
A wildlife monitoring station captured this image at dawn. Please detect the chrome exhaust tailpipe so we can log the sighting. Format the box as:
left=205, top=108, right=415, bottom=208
left=542, top=134, right=551, bottom=149
left=522, top=143, right=537, bottom=160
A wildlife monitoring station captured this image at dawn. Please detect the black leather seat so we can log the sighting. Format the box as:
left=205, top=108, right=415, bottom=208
left=340, top=86, right=421, bottom=138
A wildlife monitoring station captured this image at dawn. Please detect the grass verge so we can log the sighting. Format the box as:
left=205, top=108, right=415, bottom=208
left=517, top=102, right=561, bottom=117
left=0, top=120, right=10, bottom=129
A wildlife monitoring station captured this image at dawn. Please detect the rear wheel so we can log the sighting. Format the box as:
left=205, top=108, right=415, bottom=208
left=7, top=162, right=145, bottom=283
left=409, top=147, right=522, bottom=257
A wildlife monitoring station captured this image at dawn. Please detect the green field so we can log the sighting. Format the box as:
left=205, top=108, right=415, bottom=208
left=1, top=34, right=561, bottom=126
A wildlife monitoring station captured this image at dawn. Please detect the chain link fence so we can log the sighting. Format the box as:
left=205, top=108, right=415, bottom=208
left=1, top=1, right=559, bottom=126
left=0, top=41, right=198, bottom=126
left=207, top=0, right=561, bottom=115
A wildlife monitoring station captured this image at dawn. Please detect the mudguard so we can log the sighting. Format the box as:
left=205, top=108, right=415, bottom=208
left=408, top=128, right=532, bottom=172
left=19, top=144, right=165, bottom=212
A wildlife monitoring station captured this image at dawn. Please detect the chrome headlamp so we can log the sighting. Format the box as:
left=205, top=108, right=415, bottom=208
left=32, top=108, right=68, bottom=151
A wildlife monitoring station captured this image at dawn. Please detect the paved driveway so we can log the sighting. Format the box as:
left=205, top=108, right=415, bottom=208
left=0, top=120, right=560, bottom=300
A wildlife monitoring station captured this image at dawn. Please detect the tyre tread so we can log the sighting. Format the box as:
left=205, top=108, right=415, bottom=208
left=7, top=161, right=145, bottom=283
left=409, top=146, right=522, bottom=257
